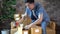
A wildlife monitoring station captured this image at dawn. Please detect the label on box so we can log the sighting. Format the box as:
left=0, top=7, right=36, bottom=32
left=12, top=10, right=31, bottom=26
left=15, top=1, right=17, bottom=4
left=35, top=29, right=39, bottom=32
left=24, top=31, right=28, bottom=34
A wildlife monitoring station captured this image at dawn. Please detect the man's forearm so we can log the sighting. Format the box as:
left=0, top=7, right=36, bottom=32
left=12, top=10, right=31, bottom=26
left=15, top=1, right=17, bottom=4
left=30, top=14, right=43, bottom=26
left=32, top=18, right=42, bottom=25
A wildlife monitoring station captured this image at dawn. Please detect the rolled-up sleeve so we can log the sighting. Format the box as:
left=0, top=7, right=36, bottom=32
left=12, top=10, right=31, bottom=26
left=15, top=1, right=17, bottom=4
left=38, top=7, right=50, bottom=23
left=25, top=7, right=31, bottom=15
left=38, top=7, right=44, bottom=19
left=25, top=7, right=28, bottom=15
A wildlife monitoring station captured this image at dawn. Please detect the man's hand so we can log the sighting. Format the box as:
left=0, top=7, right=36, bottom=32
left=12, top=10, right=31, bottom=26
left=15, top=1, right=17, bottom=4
left=24, top=25, right=30, bottom=29
left=24, top=24, right=32, bottom=29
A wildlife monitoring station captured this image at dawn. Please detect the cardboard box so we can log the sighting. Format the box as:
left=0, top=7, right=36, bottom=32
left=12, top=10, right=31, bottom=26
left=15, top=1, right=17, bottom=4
left=30, top=26, right=42, bottom=34
left=46, top=27, right=55, bottom=34
left=22, top=30, right=29, bottom=34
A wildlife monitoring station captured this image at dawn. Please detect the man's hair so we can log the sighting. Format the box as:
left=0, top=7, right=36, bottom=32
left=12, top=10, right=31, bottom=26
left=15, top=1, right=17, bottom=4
left=25, top=0, right=34, bottom=3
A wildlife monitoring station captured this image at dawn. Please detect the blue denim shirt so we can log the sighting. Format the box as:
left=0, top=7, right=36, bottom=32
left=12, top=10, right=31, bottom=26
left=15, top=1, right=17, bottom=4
left=25, top=3, right=50, bottom=23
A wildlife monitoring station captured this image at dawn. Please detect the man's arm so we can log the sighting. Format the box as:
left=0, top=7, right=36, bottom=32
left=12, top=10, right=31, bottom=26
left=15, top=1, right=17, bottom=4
left=30, top=13, right=43, bottom=26
left=24, top=13, right=43, bottom=29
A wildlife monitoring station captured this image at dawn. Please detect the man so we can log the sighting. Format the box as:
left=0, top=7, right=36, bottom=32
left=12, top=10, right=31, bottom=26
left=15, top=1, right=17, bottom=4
left=17, top=0, right=50, bottom=34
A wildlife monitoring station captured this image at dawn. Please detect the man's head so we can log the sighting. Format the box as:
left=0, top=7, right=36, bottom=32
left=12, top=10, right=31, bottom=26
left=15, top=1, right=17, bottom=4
left=25, top=0, right=35, bottom=10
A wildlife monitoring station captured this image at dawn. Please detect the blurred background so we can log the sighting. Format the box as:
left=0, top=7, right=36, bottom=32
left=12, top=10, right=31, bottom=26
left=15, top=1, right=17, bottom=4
left=0, top=0, right=60, bottom=34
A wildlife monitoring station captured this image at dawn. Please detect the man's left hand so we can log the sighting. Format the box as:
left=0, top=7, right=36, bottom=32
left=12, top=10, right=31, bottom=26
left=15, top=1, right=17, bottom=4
left=24, top=24, right=32, bottom=29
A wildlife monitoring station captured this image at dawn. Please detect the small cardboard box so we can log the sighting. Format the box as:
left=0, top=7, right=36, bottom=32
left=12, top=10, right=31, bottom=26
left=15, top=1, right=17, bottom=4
left=22, top=30, right=29, bottom=34
left=30, top=26, right=42, bottom=34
